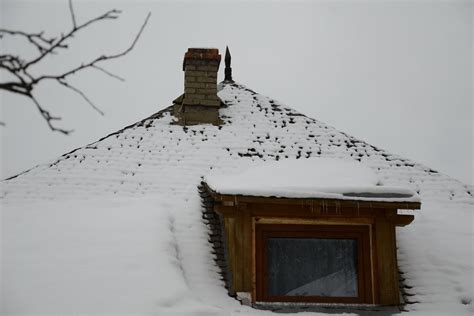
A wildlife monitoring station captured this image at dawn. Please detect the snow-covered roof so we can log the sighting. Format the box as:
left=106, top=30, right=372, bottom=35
left=205, top=158, right=420, bottom=203
left=2, top=82, right=473, bottom=315
left=2, top=82, right=471, bottom=204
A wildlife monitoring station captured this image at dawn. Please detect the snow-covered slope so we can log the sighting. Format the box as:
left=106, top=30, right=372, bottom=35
left=2, top=82, right=472, bottom=204
left=1, top=82, right=473, bottom=315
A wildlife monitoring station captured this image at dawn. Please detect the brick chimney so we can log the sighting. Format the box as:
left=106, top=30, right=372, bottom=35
left=173, top=48, right=222, bottom=125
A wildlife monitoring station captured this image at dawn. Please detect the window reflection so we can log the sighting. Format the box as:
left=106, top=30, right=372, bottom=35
left=267, top=238, right=358, bottom=297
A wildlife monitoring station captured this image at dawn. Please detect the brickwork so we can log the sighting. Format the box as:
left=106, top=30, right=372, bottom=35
left=174, top=48, right=222, bottom=125
left=182, top=105, right=220, bottom=124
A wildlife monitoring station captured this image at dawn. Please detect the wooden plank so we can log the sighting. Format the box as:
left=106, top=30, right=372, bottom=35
left=391, top=221, right=399, bottom=303
left=255, top=216, right=375, bottom=225
left=242, top=207, right=252, bottom=291
left=387, top=214, right=415, bottom=227
left=370, top=222, right=379, bottom=304
left=360, top=225, right=374, bottom=304
left=214, top=205, right=237, bottom=216
left=375, top=217, right=400, bottom=305
left=212, top=193, right=421, bottom=210
left=225, top=216, right=236, bottom=293
left=233, top=208, right=244, bottom=291
left=251, top=218, right=257, bottom=303
left=248, top=204, right=383, bottom=218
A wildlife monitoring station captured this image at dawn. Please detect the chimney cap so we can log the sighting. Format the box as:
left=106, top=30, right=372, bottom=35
left=183, top=48, right=221, bottom=71
left=184, top=48, right=221, bottom=61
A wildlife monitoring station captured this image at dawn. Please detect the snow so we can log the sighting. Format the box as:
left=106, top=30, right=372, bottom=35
left=397, top=201, right=474, bottom=315
left=205, top=158, right=420, bottom=202
left=1, top=197, right=239, bottom=315
left=1, top=82, right=473, bottom=315
left=2, top=196, right=472, bottom=315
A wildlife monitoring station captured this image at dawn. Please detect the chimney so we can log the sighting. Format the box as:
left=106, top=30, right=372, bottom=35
left=173, top=48, right=222, bottom=125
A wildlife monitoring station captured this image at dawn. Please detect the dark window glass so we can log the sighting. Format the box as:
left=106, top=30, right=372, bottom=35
left=267, top=238, right=358, bottom=297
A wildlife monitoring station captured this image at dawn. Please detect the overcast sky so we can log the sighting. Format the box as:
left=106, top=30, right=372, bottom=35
left=1, top=0, right=472, bottom=185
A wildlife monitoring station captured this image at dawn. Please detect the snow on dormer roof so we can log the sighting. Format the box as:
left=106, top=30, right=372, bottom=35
left=205, top=158, right=420, bottom=203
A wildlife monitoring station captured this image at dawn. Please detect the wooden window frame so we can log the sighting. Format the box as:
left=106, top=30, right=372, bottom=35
left=255, top=224, right=373, bottom=304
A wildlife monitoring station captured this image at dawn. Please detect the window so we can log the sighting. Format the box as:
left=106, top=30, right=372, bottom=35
left=255, top=224, right=373, bottom=304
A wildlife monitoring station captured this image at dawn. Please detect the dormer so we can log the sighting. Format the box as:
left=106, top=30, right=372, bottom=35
left=200, top=159, right=421, bottom=308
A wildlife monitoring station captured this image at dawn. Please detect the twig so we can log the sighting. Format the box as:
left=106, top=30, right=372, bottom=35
left=23, top=9, right=121, bottom=69
left=69, top=0, right=77, bottom=29
left=35, top=12, right=151, bottom=83
left=92, top=65, right=125, bottom=81
left=0, top=29, right=56, bottom=54
left=29, top=93, right=72, bottom=134
left=58, top=79, right=104, bottom=115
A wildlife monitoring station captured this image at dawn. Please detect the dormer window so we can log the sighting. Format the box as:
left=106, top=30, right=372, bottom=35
left=255, top=223, right=372, bottom=304
left=201, top=159, right=420, bottom=307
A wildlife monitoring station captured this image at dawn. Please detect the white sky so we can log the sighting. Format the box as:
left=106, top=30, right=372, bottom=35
left=1, top=0, right=472, bottom=185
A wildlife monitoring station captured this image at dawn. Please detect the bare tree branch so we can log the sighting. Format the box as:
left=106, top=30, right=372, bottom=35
left=58, top=79, right=104, bottom=115
left=0, top=29, right=56, bottom=54
left=34, top=12, right=151, bottom=84
left=29, top=93, right=72, bottom=134
left=23, top=9, right=121, bottom=69
left=0, top=82, right=30, bottom=96
left=0, top=1, right=151, bottom=133
left=68, top=0, right=77, bottom=29
left=92, top=65, right=125, bottom=81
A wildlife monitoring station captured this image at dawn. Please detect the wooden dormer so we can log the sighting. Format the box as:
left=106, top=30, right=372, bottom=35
left=200, top=159, right=420, bottom=308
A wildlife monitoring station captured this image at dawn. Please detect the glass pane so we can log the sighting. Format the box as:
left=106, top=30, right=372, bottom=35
left=267, top=238, right=358, bottom=297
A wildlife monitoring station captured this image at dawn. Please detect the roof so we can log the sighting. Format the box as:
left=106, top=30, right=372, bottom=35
left=2, top=82, right=472, bottom=203
left=2, top=81, right=473, bottom=315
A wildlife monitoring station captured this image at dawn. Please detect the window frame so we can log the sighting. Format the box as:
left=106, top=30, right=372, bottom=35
left=255, top=224, right=373, bottom=304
